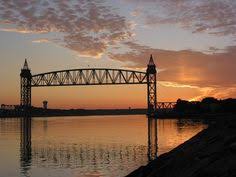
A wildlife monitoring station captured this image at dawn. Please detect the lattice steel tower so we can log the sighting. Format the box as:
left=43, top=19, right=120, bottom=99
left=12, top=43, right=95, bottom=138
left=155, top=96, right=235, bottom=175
left=20, top=59, right=32, bottom=112
left=146, top=55, right=157, bottom=116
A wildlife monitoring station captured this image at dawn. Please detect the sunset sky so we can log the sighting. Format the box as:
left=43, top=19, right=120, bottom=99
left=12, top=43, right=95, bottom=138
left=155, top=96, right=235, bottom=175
left=0, top=0, right=236, bottom=109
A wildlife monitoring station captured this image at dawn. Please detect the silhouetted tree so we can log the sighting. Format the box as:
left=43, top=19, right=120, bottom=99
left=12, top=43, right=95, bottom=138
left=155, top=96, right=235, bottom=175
left=220, top=98, right=236, bottom=113
left=201, top=97, right=219, bottom=104
left=174, top=97, right=236, bottom=114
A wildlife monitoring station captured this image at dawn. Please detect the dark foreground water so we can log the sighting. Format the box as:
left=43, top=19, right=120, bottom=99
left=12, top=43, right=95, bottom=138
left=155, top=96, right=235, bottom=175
left=0, top=115, right=207, bottom=177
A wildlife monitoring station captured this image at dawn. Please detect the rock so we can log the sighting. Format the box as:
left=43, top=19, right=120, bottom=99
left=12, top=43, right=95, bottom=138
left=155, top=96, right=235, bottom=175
left=230, top=143, right=236, bottom=153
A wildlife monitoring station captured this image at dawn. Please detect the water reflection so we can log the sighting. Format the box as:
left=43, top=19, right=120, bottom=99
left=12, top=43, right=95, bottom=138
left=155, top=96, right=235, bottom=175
left=9, top=116, right=207, bottom=177
left=43, top=119, right=48, bottom=132
left=147, top=117, right=158, bottom=161
left=19, top=116, right=148, bottom=176
left=19, top=117, right=158, bottom=174
left=20, top=117, right=32, bottom=177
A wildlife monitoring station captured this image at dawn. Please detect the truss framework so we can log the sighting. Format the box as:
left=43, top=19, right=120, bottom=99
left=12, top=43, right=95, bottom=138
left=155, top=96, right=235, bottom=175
left=20, top=60, right=32, bottom=113
left=31, top=69, right=147, bottom=87
left=146, top=55, right=157, bottom=115
left=157, top=102, right=176, bottom=109
left=147, top=74, right=157, bottom=114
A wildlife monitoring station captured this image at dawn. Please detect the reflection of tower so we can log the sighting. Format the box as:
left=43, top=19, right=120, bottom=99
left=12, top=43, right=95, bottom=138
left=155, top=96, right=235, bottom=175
left=43, top=119, right=48, bottom=132
left=20, top=117, right=32, bottom=176
left=20, top=59, right=32, bottom=114
left=147, top=117, right=158, bottom=161
left=43, top=100, right=48, bottom=109
left=146, top=55, right=157, bottom=116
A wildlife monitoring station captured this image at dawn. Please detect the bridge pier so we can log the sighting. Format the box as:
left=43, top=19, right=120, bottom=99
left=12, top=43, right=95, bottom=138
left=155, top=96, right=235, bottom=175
left=20, top=59, right=32, bottom=114
left=146, top=55, right=157, bottom=117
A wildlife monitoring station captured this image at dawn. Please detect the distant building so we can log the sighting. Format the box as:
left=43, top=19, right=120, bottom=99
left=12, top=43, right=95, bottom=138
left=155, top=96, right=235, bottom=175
left=1, top=104, right=5, bottom=109
left=43, top=101, right=48, bottom=109
left=1, top=104, right=16, bottom=110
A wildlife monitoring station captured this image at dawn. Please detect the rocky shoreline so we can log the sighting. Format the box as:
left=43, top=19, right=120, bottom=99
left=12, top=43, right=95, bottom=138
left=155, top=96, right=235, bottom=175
left=127, top=118, right=236, bottom=177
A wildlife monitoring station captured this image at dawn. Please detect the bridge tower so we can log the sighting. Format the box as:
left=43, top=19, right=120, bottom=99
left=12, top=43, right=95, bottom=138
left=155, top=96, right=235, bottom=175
left=20, top=59, right=32, bottom=113
left=146, top=55, right=157, bottom=116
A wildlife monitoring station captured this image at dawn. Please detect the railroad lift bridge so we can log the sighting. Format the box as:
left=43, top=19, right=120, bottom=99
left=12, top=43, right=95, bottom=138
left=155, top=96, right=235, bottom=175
left=19, top=55, right=174, bottom=166
left=20, top=55, right=176, bottom=117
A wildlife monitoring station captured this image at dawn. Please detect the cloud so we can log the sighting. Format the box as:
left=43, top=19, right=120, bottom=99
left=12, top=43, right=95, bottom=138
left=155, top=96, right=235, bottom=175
left=126, top=0, right=236, bottom=36
left=0, top=0, right=132, bottom=58
left=109, top=41, right=236, bottom=99
left=189, top=85, right=236, bottom=101
left=1, top=0, right=235, bottom=100
left=159, top=81, right=236, bottom=101
left=0, top=28, right=47, bottom=34
left=160, top=81, right=198, bottom=89
left=32, top=38, right=50, bottom=43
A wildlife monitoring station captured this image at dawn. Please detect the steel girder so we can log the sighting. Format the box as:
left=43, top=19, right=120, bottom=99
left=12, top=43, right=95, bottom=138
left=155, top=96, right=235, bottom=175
left=31, top=68, right=147, bottom=87
left=156, top=102, right=176, bottom=109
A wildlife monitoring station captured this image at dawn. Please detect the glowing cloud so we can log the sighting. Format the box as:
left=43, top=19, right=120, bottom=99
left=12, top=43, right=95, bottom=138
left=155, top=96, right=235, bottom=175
left=0, top=28, right=47, bottom=34
left=32, top=38, right=50, bottom=43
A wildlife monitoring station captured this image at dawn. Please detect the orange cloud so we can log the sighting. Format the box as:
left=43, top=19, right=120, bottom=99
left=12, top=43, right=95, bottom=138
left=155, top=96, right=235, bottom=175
left=109, top=42, right=236, bottom=99
left=0, top=28, right=47, bottom=34
left=32, top=38, right=50, bottom=43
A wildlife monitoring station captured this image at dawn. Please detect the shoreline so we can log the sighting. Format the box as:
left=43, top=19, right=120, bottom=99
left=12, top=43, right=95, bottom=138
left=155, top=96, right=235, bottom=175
left=1, top=108, right=147, bottom=118
left=0, top=109, right=235, bottom=119
left=126, top=116, right=236, bottom=177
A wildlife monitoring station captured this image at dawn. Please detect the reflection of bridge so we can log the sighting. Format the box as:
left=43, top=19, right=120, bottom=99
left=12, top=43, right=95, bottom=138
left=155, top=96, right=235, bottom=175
left=31, top=143, right=147, bottom=168
left=20, top=55, right=159, bottom=116
left=20, top=117, right=158, bottom=175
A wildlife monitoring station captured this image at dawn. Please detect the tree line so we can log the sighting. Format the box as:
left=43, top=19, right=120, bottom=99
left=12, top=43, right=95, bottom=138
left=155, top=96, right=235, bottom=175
left=175, top=97, right=236, bottom=114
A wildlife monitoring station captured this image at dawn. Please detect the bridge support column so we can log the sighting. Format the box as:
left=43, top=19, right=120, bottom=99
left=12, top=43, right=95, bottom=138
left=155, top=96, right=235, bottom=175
left=147, top=55, right=157, bottom=116
left=20, top=59, right=32, bottom=114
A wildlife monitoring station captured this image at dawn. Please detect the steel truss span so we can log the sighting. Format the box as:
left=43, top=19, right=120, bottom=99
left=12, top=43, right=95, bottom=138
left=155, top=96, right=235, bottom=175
left=157, top=102, right=176, bottom=109
left=31, top=68, right=147, bottom=87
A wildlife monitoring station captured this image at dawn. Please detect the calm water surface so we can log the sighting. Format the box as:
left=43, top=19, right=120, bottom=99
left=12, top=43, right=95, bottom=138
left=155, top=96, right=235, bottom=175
left=0, top=115, right=207, bottom=177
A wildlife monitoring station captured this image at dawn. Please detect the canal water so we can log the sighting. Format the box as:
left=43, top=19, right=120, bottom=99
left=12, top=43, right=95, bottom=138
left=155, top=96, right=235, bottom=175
left=0, top=115, right=207, bottom=177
